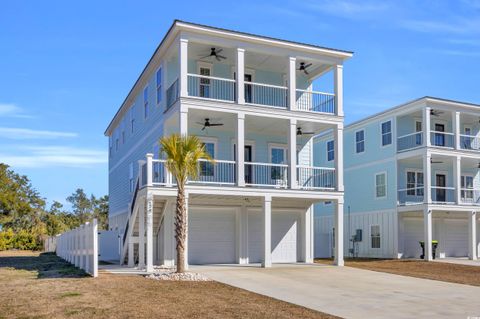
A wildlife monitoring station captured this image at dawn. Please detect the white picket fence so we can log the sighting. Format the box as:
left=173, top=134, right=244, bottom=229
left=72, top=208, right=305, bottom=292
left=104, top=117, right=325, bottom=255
left=56, top=219, right=98, bottom=277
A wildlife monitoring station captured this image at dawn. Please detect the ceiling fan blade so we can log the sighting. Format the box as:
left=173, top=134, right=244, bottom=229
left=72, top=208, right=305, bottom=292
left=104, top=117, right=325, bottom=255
left=201, top=126, right=206, bottom=131
left=215, top=56, right=221, bottom=61
left=196, top=122, right=205, bottom=126
left=304, top=63, right=312, bottom=68
left=303, top=131, right=315, bottom=135
left=198, top=54, right=212, bottom=59
left=304, top=69, right=309, bottom=75
left=209, top=123, right=224, bottom=126
left=216, top=48, right=223, bottom=54
left=217, top=55, right=227, bottom=59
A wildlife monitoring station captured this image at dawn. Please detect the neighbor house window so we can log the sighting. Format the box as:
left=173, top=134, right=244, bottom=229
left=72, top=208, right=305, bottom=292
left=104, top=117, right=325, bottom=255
left=381, top=121, right=392, bottom=146
left=143, top=87, right=149, bottom=119
left=327, top=140, right=334, bottom=161
left=375, top=172, right=387, bottom=198
left=156, top=68, right=162, bottom=104
left=200, top=142, right=215, bottom=177
left=129, top=163, right=134, bottom=193
left=406, top=171, right=424, bottom=196
left=355, top=130, right=365, bottom=153
left=371, top=225, right=380, bottom=248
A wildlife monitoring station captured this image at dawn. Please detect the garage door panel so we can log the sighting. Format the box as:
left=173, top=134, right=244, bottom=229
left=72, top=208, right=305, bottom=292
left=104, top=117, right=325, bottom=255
left=444, top=220, right=468, bottom=257
left=403, top=219, right=423, bottom=258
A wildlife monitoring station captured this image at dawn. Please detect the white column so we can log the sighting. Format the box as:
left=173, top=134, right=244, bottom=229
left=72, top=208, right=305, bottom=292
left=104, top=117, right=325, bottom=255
left=303, top=206, right=313, bottom=263
left=184, top=192, right=189, bottom=270
left=236, top=48, right=245, bottom=104
left=146, top=194, right=154, bottom=272
left=138, top=199, right=145, bottom=268
left=453, top=111, right=460, bottom=149
left=423, top=208, right=433, bottom=261
left=288, top=118, right=297, bottom=189
left=288, top=57, right=296, bottom=111
left=334, top=199, right=344, bottom=266
left=334, top=124, right=344, bottom=192
left=179, top=107, right=188, bottom=136
left=236, top=112, right=245, bottom=187
left=146, top=153, right=153, bottom=187
left=423, top=152, right=432, bottom=204
left=333, top=64, right=343, bottom=117
left=262, top=195, right=272, bottom=268
left=454, top=156, right=461, bottom=204
left=179, top=38, right=188, bottom=97
left=469, top=211, right=478, bottom=260
left=238, top=205, right=248, bottom=264
left=423, top=107, right=431, bottom=147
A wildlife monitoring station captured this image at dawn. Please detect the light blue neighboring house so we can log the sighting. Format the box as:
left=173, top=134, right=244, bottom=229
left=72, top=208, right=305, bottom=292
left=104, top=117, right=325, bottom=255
left=314, top=97, right=480, bottom=261
left=104, top=20, right=351, bottom=272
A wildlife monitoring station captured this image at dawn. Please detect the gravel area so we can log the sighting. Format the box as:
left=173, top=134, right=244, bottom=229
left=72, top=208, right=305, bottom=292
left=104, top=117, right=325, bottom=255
left=147, top=267, right=212, bottom=281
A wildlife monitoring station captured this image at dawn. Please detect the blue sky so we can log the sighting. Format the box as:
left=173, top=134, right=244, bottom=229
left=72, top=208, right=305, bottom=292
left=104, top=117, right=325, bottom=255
left=1, top=0, right=479, bottom=206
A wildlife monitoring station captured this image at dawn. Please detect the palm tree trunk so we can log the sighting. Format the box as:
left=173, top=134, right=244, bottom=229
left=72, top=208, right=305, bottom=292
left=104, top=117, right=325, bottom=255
left=175, top=185, right=187, bottom=273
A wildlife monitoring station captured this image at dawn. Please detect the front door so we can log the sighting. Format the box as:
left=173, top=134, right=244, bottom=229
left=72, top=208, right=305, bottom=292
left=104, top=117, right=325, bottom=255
left=434, top=123, right=445, bottom=146
left=436, top=174, right=446, bottom=202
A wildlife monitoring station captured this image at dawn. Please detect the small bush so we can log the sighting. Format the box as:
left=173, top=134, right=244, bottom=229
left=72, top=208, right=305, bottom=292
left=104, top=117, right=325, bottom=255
left=0, top=228, right=14, bottom=250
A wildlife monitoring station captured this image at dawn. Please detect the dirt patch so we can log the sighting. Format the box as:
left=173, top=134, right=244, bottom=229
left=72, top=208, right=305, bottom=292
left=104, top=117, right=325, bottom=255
left=0, top=251, right=338, bottom=319
left=316, top=258, right=480, bottom=287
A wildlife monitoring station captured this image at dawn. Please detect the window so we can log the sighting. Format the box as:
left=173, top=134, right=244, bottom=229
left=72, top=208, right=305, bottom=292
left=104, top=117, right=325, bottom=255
left=406, top=171, right=424, bottom=196
left=270, top=147, right=286, bottom=181
left=200, top=142, right=215, bottom=177
left=461, top=175, right=474, bottom=200
left=375, top=172, right=387, bottom=198
left=371, top=225, right=380, bottom=248
left=355, top=130, right=365, bottom=153
left=199, top=66, right=211, bottom=98
left=415, top=120, right=423, bottom=145
left=115, top=138, right=119, bottom=152
left=129, top=105, right=135, bottom=134
left=327, top=140, right=334, bottom=161
left=129, top=163, right=134, bottom=193
left=381, top=121, right=392, bottom=146
left=156, top=68, right=162, bottom=104
left=143, top=87, right=149, bottom=119
left=324, top=201, right=332, bottom=206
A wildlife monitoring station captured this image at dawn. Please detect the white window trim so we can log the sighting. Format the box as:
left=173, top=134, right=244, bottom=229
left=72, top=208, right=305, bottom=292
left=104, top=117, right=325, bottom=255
left=354, top=129, right=365, bottom=154
left=199, top=136, right=218, bottom=159
left=326, top=140, right=334, bottom=162
left=268, top=143, right=288, bottom=164
left=230, top=138, right=256, bottom=162
left=156, top=66, right=163, bottom=106
left=374, top=171, right=387, bottom=199
left=370, top=224, right=381, bottom=249
left=380, top=119, right=393, bottom=148
left=406, top=168, right=424, bottom=196
left=143, top=85, right=149, bottom=120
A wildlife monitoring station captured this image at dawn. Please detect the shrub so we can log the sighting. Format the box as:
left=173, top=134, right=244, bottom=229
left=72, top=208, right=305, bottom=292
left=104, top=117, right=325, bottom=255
left=13, top=229, right=38, bottom=250
left=0, top=228, right=14, bottom=250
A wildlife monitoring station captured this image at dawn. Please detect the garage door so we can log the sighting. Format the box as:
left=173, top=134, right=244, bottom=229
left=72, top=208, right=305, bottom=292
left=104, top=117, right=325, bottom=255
left=248, top=210, right=299, bottom=263
left=403, top=219, right=423, bottom=258
left=444, top=219, right=468, bottom=257
left=188, top=207, right=236, bottom=264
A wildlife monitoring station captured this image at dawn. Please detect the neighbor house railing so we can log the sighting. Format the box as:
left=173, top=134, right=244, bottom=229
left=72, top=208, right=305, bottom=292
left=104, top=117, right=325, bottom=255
left=430, top=131, right=454, bottom=148
left=460, top=134, right=480, bottom=151
left=397, top=131, right=423, bottom=152
left=295, top=89, right=335, bottom=114
left=244, top=82, right=288, bottom=108
left=460, top=188, right=480, bottom=205
left=187, top=74, right=235, bottom=102
left=296, top=166, right=336, bottom=190
left=166, top=79, right=179, bottom=109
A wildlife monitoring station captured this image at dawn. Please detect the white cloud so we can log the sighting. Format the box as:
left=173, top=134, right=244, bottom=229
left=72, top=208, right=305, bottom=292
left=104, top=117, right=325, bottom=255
left=0, top=146, right=107, bottom=168
left=0, top=127, right=78, bottom=139
left=0, top=103, right=31, bottom=118
left=304, top=0, right=392, bottom=18
left=400, top=16, right=480, bottom=35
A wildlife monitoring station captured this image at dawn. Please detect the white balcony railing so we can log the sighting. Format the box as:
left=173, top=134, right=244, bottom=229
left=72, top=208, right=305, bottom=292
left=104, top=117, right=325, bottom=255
left=430, top=131, right=454, bottom=148
left=190, top=159, right=236, bottom=185
left=460, top=188, right=480, bottom=205
left=460, top=134, right=480, bottom=151
left=295, top=89, right=335, bottom=114
left=187, top=74, right=236, bottom=102
left=296, top=166, right=336, bottom=190
left=431, top=186, right=455, bottom=204
left=397, top=131, right=423, bottom=152
left=244, top=82, right=288, bottom=108
left=244, top=162, right=288, bottom=188
left=398, top=187, right=424, bottom=206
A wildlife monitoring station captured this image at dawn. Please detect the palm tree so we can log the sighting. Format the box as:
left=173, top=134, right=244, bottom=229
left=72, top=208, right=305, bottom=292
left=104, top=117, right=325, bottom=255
left=159, top=134, right=212, bottom=273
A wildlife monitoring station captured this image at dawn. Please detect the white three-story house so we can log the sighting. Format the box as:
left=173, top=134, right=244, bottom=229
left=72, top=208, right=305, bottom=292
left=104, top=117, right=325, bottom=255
left=315, top=97, right=479, bottom=261
left=105, top=20, right=351, bottom=271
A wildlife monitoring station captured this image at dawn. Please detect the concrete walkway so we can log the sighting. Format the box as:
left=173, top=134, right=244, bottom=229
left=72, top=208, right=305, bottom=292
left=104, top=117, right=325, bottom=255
left=434, top=258, right=480, bottom=267
left=193, top=263, right=480, bottom=319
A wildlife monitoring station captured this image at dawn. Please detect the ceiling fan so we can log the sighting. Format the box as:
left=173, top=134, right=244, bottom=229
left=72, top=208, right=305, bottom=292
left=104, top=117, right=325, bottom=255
left=430, top=158, right=443, bottom=164
left=199, top=47, right=226, bottom=61
left=298, top=62, right=312, bottom=75
left=196, top=118, right=224, bottom=131
left=430, top=109, right=444, bottom=117
left=297, top=127, right=315, bottom=136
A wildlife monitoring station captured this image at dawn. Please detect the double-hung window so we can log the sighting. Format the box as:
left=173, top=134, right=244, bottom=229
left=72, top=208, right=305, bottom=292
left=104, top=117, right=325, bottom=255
left=327, top=140, right=334, bottom=161
left=199, top=66, right=211, bottom=98
left=461, top=175, right=474, bottom=201
left=200, top=142, right=215, bottom=178
left=371, top=225, right=381, bottom=248
left=156, top=68, right=162, bottom=104
left=355, top=130, right=365, bottom=153
left=375, top=172, right=387, bottom=198
left=381, top=121, right=392, bottom=146
left=143, top=87, right=149, bottom=119
left=406, top=171, right=424, bottom=196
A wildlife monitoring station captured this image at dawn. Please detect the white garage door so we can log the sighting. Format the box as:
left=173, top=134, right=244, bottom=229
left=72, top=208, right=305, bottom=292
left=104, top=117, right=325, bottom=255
left=248, top=210, right=299, bottom=263
left=444, top=219, right=468, bottom=257
left=188, top=207, right=236, bottom=264
left=403, top=219, right=423, bottom=258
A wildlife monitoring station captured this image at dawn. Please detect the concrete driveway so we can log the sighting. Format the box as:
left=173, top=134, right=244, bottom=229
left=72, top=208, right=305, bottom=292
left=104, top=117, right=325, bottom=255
left=193, top=263, right=480, bottom=319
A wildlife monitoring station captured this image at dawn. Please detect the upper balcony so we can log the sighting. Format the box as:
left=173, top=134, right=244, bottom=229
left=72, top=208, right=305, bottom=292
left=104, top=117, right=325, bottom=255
left=163, top=34, right=346, bottom=117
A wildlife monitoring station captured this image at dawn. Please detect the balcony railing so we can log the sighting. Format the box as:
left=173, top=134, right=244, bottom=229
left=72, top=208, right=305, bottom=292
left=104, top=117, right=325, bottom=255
left=245, top=82, right=288, bottom=108
left=397, top=132, right=423, bottom=152
left=244, top=162, right=288, bottom=188
left=295, top=89, right=335, bottom=114
left=297, top=166, right=336, bottom=190
left=431, top=186, right=455, bottom=204
left=430, top=131, right=454, bottom=148
left=460, top=134, right=480, bottom=151
left=189, top=159, right=236, bottom=185
left=166, top=79, right=179, bottom=109
left=187, top=74, right=236, bottom=102
left=398, top=187, right=424, bottom=206
left=460, top=188, right=480, bottom=205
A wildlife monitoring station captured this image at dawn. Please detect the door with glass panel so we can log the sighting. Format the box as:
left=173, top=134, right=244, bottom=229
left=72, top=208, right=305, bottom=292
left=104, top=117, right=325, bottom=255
left=200, top=142, right=215, bottom=182
left=199, top=67, right=211, bottom=98
left=270, top=147, right=286, bottom=186
left=434, top=123, right=445, bottom=147
left=435, top=174, right=446, bottom=202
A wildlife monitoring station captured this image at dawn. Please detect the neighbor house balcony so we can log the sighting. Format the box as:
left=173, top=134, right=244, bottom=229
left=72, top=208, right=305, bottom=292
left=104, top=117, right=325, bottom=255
left=140, top=157, right=337, bottom=192
left=397, top=186, right=480, bottom=206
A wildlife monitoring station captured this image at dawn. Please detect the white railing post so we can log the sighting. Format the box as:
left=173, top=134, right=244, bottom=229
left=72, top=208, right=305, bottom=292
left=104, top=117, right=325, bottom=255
left=453, top=111, right=460, bottom=149
left=423, top=152, right=432, bottom=204
left=146, top=194, right=154, bottom=273
left=454, top=156, right=461, bottom=204
left=179, top=38, right=188, bottom=97
left=236, top=112, right=245, bottom=187
left=146, top=153, right=153, bottom=187
left=288, top=118, right=297, bottom=189
left=236, top=48, right=245, bottom=104
left=423, top=107, right=431, bottom=147
left=288, top=57, right=296, bottom=111
left=333, top=64, right=343, bottom=117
